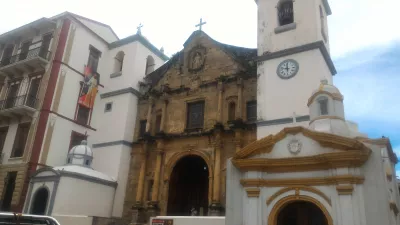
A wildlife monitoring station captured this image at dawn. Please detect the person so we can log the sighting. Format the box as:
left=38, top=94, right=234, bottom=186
left=190, top=207, right=198, bottom=216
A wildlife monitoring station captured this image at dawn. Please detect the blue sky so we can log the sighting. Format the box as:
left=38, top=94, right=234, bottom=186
left=0, top=0, right=399, bottom=169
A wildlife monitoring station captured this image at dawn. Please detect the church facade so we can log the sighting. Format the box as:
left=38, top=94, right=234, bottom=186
left=125, top=31, right=258, bottom=223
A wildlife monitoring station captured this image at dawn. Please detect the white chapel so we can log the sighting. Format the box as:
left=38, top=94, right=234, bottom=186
left=224, top=0, right=400, bottom=225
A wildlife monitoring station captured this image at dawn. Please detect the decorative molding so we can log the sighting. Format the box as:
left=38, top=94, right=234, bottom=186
left=266, top=186, right=331, bottom=206
left=355, top=137, right=397, bottom=164
left=309, top=115, right=345, bottom=124
left=268, top=195, right=333, bottom=225
left=322, top=0, right=332, bottom=15
left=100, top=87, right=141, bottom=98
left=390, top=201, right=399, bottom=216
left=246, top=188, right=260, bottom=198
left=274, top=23, right=297, bottom=34
left=257, top=115, right=310, bottom=127
left=92, top=140, right=133, bottom=148
left=241, top=175, right=365, bottom=187
left=233, top=151, right=370, bottom=172
left=336, top=185, right=354, bottom=195
left=307, top=90, right=344, bottom=106
left=235, top=126, right=370, bottom=160
left=256, top=41, right=337, bottom=75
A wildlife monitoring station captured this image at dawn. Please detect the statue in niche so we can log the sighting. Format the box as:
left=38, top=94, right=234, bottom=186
left=192, top=52, right=203, bottom=70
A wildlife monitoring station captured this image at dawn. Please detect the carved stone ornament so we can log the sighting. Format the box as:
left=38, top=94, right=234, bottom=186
left=188, top=45, right=206, bottom=73
left=287, top=139, right=302, bottom=155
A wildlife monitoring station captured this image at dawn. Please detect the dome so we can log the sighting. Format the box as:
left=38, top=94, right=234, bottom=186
left=311, top=79, right=341, bottom=96
left=69, top=140, right=93, bottom=157
left=67, top=140, right=93, bottom=167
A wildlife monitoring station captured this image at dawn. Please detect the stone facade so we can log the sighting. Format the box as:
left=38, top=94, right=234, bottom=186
left=123, top=31, right=257, bottom=223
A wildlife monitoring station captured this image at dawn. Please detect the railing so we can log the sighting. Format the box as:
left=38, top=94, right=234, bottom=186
left=0, top=47, right=51, bottom=68
left=0, top=95, right=38, bottom=111
left=0, top=212, right=61, bottom=225
left=278, top=2, right=294, bottom=25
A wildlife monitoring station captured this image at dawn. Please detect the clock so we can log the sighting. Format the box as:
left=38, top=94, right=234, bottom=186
left=277, top=59, right=299, bottom=79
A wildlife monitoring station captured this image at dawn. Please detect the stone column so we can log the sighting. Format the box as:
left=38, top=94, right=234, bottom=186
left=234, top=129, right=242, bottom=152
left=132, top=143, right=148, bottom=224
left=160, top=97, right=168, bottom=132
left=216, top=81, right=224, bottom=123
left=210, top=130, right=224, bottom=216
left=236, top=78, right=243, bottom=120
left=148, top=140, right=164, bottom=217
left=145, top=97, right=154, bottom=133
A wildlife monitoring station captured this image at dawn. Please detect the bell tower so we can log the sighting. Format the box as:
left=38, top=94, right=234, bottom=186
left=255, top=0, right=337, bottom=138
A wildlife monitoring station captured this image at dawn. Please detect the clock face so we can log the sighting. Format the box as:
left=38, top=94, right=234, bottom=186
left=277, top=59, right=299, bottom=79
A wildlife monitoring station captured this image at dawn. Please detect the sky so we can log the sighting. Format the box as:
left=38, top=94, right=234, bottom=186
left=0, top=0, right=399, bottom=170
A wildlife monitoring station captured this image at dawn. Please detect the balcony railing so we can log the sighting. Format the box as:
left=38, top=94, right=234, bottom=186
left=0, top=94, right=38, bottom=111
left=0, top=47, right=51, bottom=68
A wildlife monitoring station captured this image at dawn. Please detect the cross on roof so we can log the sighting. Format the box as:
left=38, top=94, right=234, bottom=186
left=137, top=23, right=143, bottom=35
left=195, top=18, right=207, bottom=31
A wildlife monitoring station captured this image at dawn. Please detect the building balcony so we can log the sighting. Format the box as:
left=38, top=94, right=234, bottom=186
left=0, top=47, right=51, bottom=76
left=0, top=95, right=38, bottom=118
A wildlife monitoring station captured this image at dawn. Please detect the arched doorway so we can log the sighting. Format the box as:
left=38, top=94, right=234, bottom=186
left=277, top=201, right=328, bottom=225
left=167, top=155, right=209, bottom=216
left=31, top=187, right=49, bottom=215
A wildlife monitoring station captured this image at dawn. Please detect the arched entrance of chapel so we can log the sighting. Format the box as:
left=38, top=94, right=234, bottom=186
left=268, top=195, right=333, bottom=225
left=30, top=187, right=49, bottom=215
left=164, top=151, right=213, bottom=216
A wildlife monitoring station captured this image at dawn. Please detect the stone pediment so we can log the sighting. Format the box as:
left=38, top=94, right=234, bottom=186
left=232, top=126, right=371, bottom=172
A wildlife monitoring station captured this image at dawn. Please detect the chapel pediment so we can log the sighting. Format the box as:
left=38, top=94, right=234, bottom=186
left=232, top=126, right=371, bottom=172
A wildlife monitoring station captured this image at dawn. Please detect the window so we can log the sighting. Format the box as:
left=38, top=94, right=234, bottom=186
left=246, top=101, right=257, bottom=122
left=0, top=127, right=8, bottom=154
left=76, top=105, right=91, bottom=124
left=114, top=51, right=124, bottom=72
left=1, top=172, right=17, bottom=211
left=26, top=76, right=41, bottom=108
left=87, top=45, right=101, bottom=72
left=155, top=114, right=162, bottom=133
left=228, top=102, right=236, bottom=121
left=105, top=102, right=113, bottom=112
left=318, top=97, right=329, bottom=115
left=39, top=33, right=52, bottom=59
left=145, top=56, right=155, bottom=75
left=19, top=40, right=31, bottom=61
left=186, top=101, right=205, bottom=129
left=139, top=120, right=147, bottom=137
left=85, top=159, right=90, bottom=166
left=69, top=131, right=86, bottom=151
left=278, top=0, right=294, bottom=26
left=11, top=123, right=30, bottom=158
left=5, top=82, right=20, bottom=109
left=1, top=45, right=14, bottom=66
left=67, top=157, right=71, bottom=164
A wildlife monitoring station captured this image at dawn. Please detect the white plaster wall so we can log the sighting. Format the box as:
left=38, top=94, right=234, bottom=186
left=257, top=0, right=326, bottom=54
left=257, top=49, right=332, bottom=123
left=76, top=17, right=118, bottom=43
left=361, top=144, right=392, bottom=225
left=52, top=177, right=115, bottom=217
left=92, top=144, right=132, bottom=217
left=225, top=159, right=243, bottom=225
left=44, top=116, right=95, bottom=167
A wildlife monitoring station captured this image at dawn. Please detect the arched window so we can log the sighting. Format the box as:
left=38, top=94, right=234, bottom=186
left=228, top=102, right=236, bottom=121
left=317, top=96, right=328, bottom=116
left=278, top=0, right=294, bottom=26
left=145, top=56, right=155, bottom=75
left=31, top=187, right=49, bottom=215
left=114, top=51, right=124, bottom=73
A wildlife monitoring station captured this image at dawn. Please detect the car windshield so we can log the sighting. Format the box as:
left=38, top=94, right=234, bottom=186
left=0, top=213, right=60, bottom=225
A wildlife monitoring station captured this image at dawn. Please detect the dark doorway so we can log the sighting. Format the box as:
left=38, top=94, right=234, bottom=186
left=19, top=41, right=31, bottom=61
left=1, top=172, right=17, bottom=211
left=39, top=34, right=52, bottom=59
left=1, top=45, right=14, bottom=66
left=277, top=201, right=328, bottom=225
left=167, top=155, right=209, bottom=216
left=31, top=188, right=49, bottom=215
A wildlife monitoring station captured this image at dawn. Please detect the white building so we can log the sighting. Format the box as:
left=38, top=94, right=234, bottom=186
left=225, top=0, right=400, bottom=225
left=0, top=11, right=167, bottom=222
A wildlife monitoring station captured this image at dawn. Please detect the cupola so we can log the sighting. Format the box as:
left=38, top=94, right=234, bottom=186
left=67, top=140, right=93, bottom=167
